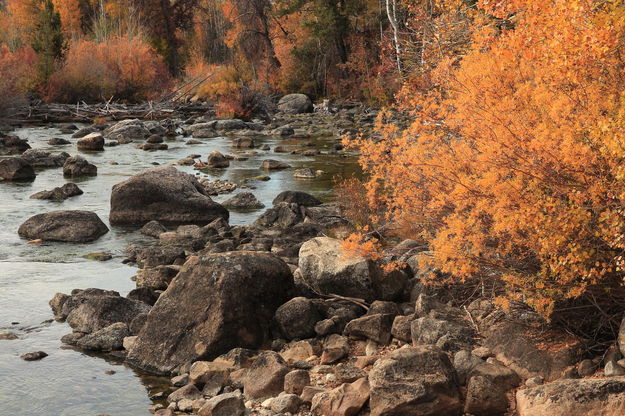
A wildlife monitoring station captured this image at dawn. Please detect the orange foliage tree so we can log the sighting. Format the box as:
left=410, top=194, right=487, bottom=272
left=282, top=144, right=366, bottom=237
left=347, top=0, right=625, bottom=316
left=46, top=35, right=170, bottom=102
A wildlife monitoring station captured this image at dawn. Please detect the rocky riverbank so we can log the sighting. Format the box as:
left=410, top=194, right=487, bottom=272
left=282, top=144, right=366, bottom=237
left=3, top=95, right=625, bottom=415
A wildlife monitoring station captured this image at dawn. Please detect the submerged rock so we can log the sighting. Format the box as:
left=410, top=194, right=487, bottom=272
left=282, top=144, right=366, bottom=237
left=18, top=210, right=108, bottom=242
left=109, top=166, right=229, bottom=226
left=126, top=252, right=294, bottom=374
left=30, top=183, right=83, bottom=201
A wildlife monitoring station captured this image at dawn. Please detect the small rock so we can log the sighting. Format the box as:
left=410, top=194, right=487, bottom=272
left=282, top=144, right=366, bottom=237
left=271, top=393, right=301, bottom=413
left=321, top=334, right=350, bottom=364
left=21, top=351, right=48, bottom=361
left=284, top=369, right=310, bottom=394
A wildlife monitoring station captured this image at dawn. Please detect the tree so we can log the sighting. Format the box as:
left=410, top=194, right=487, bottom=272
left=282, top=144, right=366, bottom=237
left=31, top=0, right=65, bottom=83
left=134, top=0, right=200, bottom=73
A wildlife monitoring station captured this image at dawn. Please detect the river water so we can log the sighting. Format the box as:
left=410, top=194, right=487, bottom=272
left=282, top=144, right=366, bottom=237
left=0, top=123, right=359, bottom=415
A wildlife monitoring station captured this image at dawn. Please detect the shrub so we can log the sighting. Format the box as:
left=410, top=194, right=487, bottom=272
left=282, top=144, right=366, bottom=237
left=184, top=58, right=273, bottom=120
left=46, top=35, right=170, bottom=102
left=0, top=45, right=36, bottom=112
left=347, top=0, right=625, bottom=318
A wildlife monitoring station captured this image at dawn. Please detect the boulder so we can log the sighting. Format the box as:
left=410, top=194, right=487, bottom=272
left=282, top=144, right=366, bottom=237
left=198, top=392, right=245, bottom=416
left=222, top=192, right=265, bottom=210
left=75, top=322, right=129, bottom=351
left=65, top=294, right=151, bottom=333
left=294, top=168, right=317, bottom=179
left=127, top=287, right=160, bottom=306
left=232, top=137, right=254, bottom=148
left=464, top=375, right=509, bottom=416
left=278, top=94, right=313, bottom=114
left=274, top=297, right=322, bottom=340
left=271, top=393, right=302, bottom=413
left=48, top=137, right=71, bottom=145
left=256, top=202, right=305, bottom=228
left=483, top=319, right=582, bottom=381
left=21, top=149, right=69, bottom=167
left=344, top=313, right=394, bottom=345
left=321, top=334, right=350, bottom=364
left=0, top=135, right=30, bottom=154
left=207, top=151, right=229, bottom=168
left=30, top=183, right=83, bottom=201
left=261, top=159, right=291, bottom=170
left=77, top=132, right=105, bottom=151
left=63, top=155, right=97, bottom=177
left=126, top=252, right=294, bottom=374
left=369, top=345, right=462, bottom=416
left=18, top=210, right=109, bottom=243
left=391, top=315, right=414, bottom=343
left=311, top=378, right=370, bottom=416
left=298, top=237, right=407, bottom=302
left=516, top=377, right=625, bottom=416
left=135, top=266, right=179, bottom=290
left=243, top=351, right=290, bottom=399
left=109, top=166, right=229, bottom=226
left=273, top=191, right=322, bottom=207
left=0, top=157, right=35, bottom=181
left=215, top=119, right=248, bottom=131
left=104, top=119, right=150, bottom=142
left=284, top=369, right=311, bottom=394
left=140, top=220, right=167, bottom=238
left=411, top=314, right=476, bottom=352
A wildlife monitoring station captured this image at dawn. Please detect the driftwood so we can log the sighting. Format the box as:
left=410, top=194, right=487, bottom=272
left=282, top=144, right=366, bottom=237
left=3, top=72, right=220, bottom=125
left=3, top=100, right=212, bottom=124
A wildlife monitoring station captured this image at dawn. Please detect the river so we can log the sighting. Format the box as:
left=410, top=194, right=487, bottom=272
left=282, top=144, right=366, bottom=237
left=0, top=122, right=359, bottom=415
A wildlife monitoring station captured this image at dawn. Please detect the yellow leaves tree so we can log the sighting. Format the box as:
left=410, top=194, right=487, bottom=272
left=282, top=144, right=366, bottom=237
left=348, top=0, right=625, bottom=316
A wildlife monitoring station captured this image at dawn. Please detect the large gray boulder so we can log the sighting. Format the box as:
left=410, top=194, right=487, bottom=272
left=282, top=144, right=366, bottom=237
left=104, top=119, right=150, bottom=143
left=109, top=166, right=229, bottom=226
left=278, top=94, right=313, bottom=114
left=297, top=237, right=407, bottom=302
left=0, top=157, right=35, bottom=181
left=18, top=210, right=109, bottom=242
left=516, top=377, right=625, bottom=416
left=126, top=252, right=294, bottom=374
left=369, top=345, right=462, bottom=416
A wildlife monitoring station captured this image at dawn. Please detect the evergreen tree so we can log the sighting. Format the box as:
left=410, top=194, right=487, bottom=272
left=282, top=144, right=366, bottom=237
left=31, top=0, right=65, bottom=83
